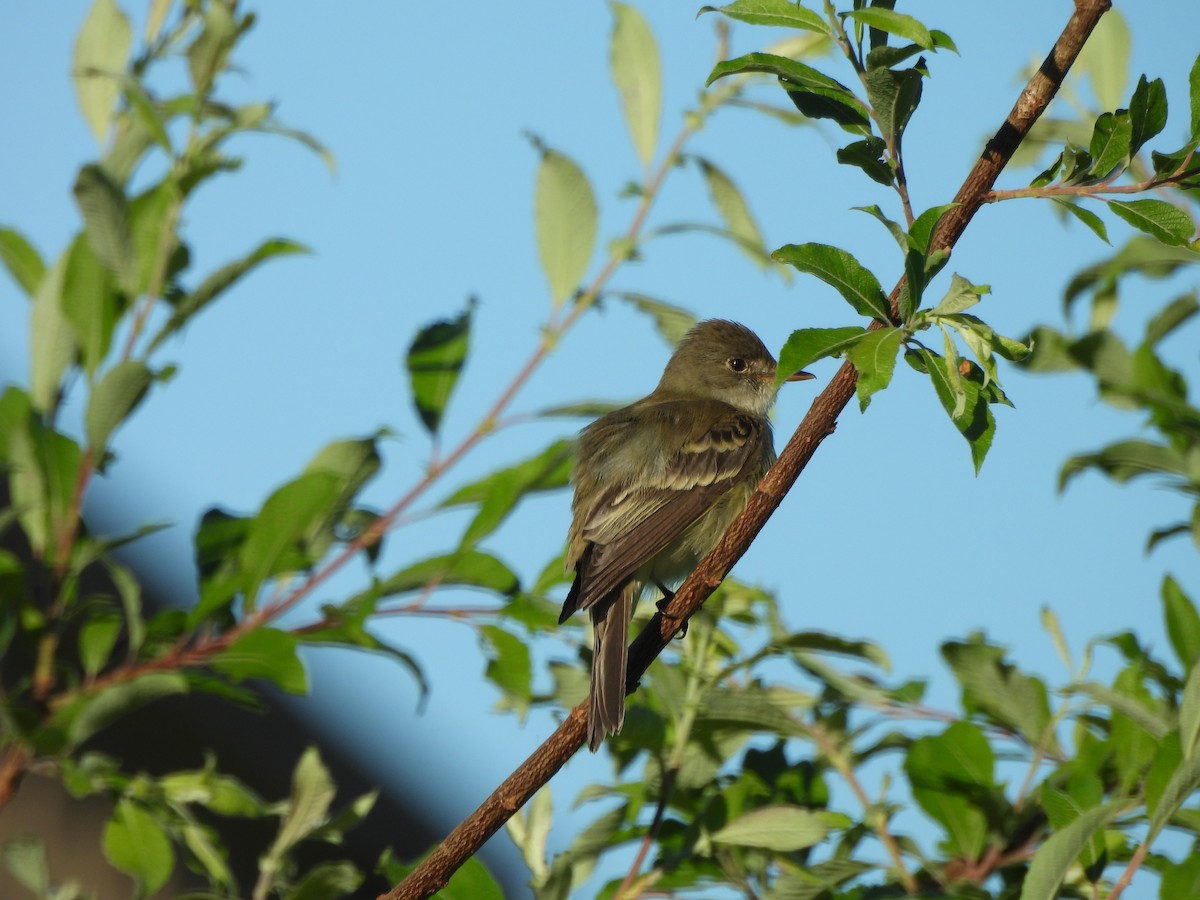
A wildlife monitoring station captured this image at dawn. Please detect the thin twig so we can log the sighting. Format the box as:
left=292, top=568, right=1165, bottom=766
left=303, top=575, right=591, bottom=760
left=386, top=3, right=1111, bottom=897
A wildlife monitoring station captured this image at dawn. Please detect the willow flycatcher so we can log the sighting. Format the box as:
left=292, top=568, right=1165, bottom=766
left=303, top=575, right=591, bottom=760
left=559, top=319, right=814, bottom=750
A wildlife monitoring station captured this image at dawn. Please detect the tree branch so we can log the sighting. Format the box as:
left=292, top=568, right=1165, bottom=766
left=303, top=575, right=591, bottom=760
left=385, top=2, right=1111, bottom=897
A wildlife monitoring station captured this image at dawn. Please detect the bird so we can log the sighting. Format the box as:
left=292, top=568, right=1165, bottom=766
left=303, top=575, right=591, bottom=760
left=559, top=319, right=814, bottom=750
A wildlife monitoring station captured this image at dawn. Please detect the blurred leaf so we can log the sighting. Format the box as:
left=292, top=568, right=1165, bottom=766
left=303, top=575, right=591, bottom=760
left=846, top=8, right=936, bottom=50
left=1075, top=8, right=1129, bottom=111
left=942, top=637, right=1053, bottom=747
left=1020, top=800, right=1126, bottom=900
left=74, top=164, right=134, bottom=292
left=73, top=0, right=132, bottom=145
left=535, top=148, right=597, bottom=308
left=374, top=550, right=519, bottom=598
left=697, top=158, right=770, bottom=269
left=773, top=243, right=890, bottom=321
left=707, top=53, right=870, bottom=134
left=1108, top=199, right=1195, bottom=246
left=699, top=1, right=831, bottom=35
left=86, top=360, right=153, bottom=455
left=103, top=799, right=174, bottom=893
left=711, top=806, right=849, bottom=852
left=610, top=2, right=660, bottom=170
left=212, top=628, right=307, bottom=695
left=1163, top=575, right=1200, bottom=671
left=149, top=238, right=309, bottom=353
left=29, top=254, right=76, bottom=414
left=614, top=292, right=697, bottom=344
left=0, top=227, right=45, bottom=296
left=1, top=835, right=48, bottom=894
left=847, top=326, right=903, bottom=410
left=405, top=304, right=473, bottom=437
left=775, top=326, right=865, bottom=386
left=1129, top=75, right=1168, bottom=154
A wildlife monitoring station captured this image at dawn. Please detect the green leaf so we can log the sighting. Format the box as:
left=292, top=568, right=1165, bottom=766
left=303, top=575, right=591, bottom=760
left=905, top=722, right=993, bottom=859
left=239, top=471, right=345, bottom=605
left=697, top=159, right=769, bottom=269
left=1053, top=199, right=1110, bottom=244
left=73, top=0, right=133, bottom=145
left=836, top=137, right=893, bottom=186
left=374, top=550, right=520, bottom=598
left=74, top=164, right=135, bottom=292
left=1020, top=800, right=1127, bottom=900
left=614, top=292, right=697, bottom=345
left=845, top=8, right=935, bottom=50
left=534, top=148, right=597, bottom=308
left=262, top=748, right=336, bottom=872
left=1189, top=51, right=1200, bottom=139
left=405, top=304, right=472, bottom=437
left=0, top=227, right=46, bottom=296
left=29, top=254, right=76, bottom=415
left=62, top=233, right=120, bottom=377
left=149, top=238, right=309, bottom=353
left=103, top=799, right=174, bottom=893
left=187, top=0, right=236, bottom=96
left=1163, top=576, right=1200, bottom=671
left=610, top=3, right=660, bottom=170
left=773, top=243, right=890, bottom=321
left=711, top=806, right=849, bottom=852
left=1108, top=199, right=1195, bottom=246
left=86, top=360, right=153, bottom=454
left=699, top=1, right=832, bottom=35
left=1129, top=75, right=1168, bottom=154
left=1, top=835, right=48, bottom=894
left=481, top=625, right=532, bottom=714
left=441, top=440, right=575, bottom=547
left=847, top=326, right=903, bottom=410
left=864, top=66, right=923, bottom=145
left=775, top=326, right=865, bottom=386
left=707, top=54, right=870, bottom=134
left=212, top=628, right=307, bottom=695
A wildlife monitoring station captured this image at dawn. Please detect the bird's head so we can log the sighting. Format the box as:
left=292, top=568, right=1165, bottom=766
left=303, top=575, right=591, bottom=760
left=656, top=319, right=814, bottom=416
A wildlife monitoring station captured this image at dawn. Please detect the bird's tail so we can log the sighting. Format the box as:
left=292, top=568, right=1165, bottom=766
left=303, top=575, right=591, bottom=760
left=588, top=584, right=634, bottom=751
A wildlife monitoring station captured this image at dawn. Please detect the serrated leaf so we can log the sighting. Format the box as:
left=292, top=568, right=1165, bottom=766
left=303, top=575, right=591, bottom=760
left=699, top=0, right=831, bottom=35
left=212, top=628, right=307, bottom=695
left=0, top=227, right=46, bottom=296
left=773, top=243, right=890, bottom=321
left=775, top=326, right=865, bottom=386
left=845, top=8, right=935, bottom=50
left=73, top=164, right=134, bottom=292
left=104, top=799, right=174, bottom=893
left=711, top=806, right=848, bottom=851
left=697, top=158, right=769, bottom=268
left=149, top=238, right=309, bottom=353
left=73, top=0, right=133, bottom=145
left=847, top=326, right=903, bottom=410
left=1109, top=199, right=1194, bottom=246
left=85, top=360, right=153, bottom=454
left=405, top=304, right=472, bottom=436
left=535, top=148, right=597, bottom=308
left=610, top=3, right=660, bottom=169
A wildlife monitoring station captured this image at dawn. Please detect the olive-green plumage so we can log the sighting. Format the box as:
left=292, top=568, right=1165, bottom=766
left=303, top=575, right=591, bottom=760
left=560, top=320, right=813, bottom=750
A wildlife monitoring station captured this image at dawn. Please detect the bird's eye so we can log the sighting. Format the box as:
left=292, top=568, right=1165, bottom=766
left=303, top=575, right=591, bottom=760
left=727, top=357, right=748, bottom=373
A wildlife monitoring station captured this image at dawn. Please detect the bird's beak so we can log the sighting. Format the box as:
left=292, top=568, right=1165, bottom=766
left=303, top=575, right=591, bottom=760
left=784, top=370, right=816, bottom=382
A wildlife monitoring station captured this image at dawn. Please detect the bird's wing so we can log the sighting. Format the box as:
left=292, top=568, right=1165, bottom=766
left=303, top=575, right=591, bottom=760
left=561, top=400, right=765, bottom=619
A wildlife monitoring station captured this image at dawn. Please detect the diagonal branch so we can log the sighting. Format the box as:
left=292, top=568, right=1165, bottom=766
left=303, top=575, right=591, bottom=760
left=385, top=2, right=1112, bottom=898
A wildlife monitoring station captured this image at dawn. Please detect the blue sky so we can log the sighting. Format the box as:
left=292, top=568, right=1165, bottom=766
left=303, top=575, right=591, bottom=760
left=2, top=1, right=1197, bottom=893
